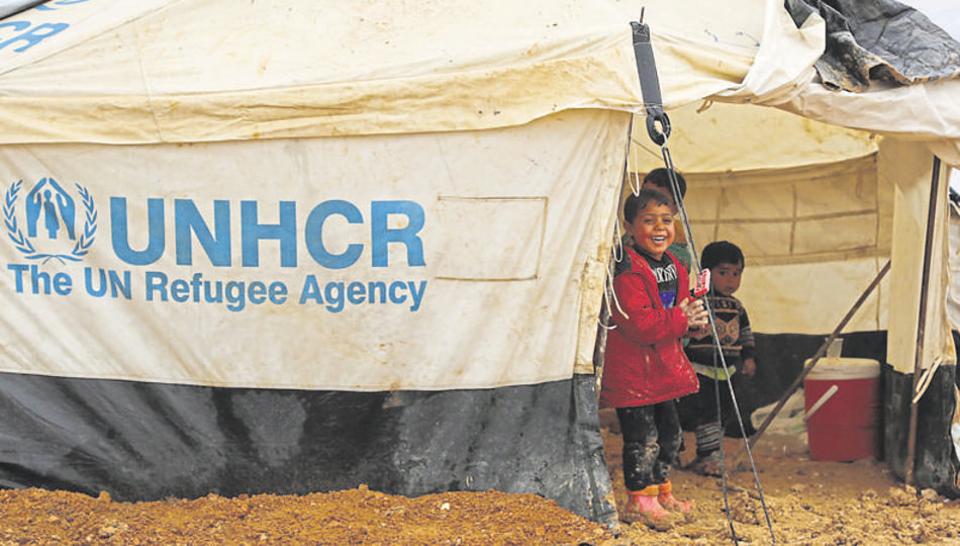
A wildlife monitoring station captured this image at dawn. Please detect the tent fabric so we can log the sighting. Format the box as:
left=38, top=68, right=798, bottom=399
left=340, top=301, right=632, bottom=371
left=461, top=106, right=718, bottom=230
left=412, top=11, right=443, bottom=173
left=0, top=373, right=619, bottom=525
left=674, top=154, right=887, bottom=269
left=625, top=102, right=889, bottom=335
left=771, top=0, right=960, bottom=164
left=742, top=257, right=889, bottom=335
left=884, top=363, right=960, bottom=495
left=785, top=0, right=960, bottom=92
left=947, top=200, right=960, bottom=331
left=687, top=0, right=824, bottom=106
left=1, top=0, right=956, bottom=161
left=886, top=142, right=957, bottom=375
left=782, top=78, right=960, bottom=166
left=629, top=101, right=879, bottom=174
left=0, top=109, right=626, bottom=390
left=0, top=0, right=825, bottom=144
left=0, top=0, right=43, bottom=20
left=662, top=154, right=891, bottom=336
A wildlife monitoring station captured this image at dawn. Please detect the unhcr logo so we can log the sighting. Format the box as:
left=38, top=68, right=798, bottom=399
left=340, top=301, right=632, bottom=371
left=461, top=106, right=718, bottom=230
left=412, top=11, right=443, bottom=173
left=3, top=178, right=97, bottom=264
left=2, top=182, right=427, bottom=313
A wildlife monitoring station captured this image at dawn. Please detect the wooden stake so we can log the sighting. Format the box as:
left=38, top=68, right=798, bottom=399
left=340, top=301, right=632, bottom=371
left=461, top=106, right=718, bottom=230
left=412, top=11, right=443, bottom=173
left=905, top=156, right=942, bottom=487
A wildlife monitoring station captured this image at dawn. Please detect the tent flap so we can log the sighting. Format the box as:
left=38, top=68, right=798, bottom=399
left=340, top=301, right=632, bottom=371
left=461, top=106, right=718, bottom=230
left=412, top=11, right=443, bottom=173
left=885, top=141, right=956, bottom=375
left=884, top=363, right=960, bottom=495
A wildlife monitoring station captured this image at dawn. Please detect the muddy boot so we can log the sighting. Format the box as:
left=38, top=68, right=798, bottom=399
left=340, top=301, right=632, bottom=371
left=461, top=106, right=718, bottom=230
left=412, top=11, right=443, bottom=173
left=690, top=450, right=723, bottom=477
left=622, top=486, right=676, bottom=530
left=658, top=481, right=695, bottom=522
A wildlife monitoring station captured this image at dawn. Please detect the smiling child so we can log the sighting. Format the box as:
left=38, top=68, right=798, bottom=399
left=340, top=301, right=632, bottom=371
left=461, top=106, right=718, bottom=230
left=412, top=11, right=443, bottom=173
left=601, top=189, right=708, bottom=529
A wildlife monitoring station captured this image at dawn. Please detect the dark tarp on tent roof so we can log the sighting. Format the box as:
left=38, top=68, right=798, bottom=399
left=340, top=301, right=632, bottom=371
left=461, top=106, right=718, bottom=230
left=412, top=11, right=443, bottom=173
left=786, top=0, right=960, bottom=92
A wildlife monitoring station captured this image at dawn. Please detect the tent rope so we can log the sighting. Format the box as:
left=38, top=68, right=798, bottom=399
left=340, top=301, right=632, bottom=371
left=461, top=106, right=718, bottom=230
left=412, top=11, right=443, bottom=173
left=598, top=114, right=639, bottom=332
left=713, top=349, right=738, bottom=543
left=613, top=206, right=624, bottom=264
left=629, top=143, right=643, bottom=196
left=660, top=144, right=777, bottom=544
left=629, top=18, right=774, bottom=541
left=912, top=356, right=944, bottom=404
left=615, top=113, right=634, bottom=265
left=605, top=257, right=629, bottom=322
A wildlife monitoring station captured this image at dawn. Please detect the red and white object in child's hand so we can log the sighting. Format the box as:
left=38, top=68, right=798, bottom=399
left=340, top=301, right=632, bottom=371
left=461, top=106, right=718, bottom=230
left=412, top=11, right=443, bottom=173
left=694, top=268, right=710, bottom=298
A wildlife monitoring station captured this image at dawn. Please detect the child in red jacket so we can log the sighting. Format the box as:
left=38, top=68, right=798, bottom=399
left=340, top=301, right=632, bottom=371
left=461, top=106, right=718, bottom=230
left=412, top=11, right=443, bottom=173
left=601, top=189, right=708, bottom=529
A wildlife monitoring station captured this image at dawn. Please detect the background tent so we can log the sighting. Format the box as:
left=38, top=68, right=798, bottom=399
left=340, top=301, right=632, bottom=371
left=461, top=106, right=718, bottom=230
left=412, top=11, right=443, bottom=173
left=0, top=0, right=958, bottom=526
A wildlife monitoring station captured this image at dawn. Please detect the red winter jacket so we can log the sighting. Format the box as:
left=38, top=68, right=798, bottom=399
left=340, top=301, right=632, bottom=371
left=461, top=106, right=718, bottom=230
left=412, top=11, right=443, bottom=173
left=600, top=247, right=699, bottom=408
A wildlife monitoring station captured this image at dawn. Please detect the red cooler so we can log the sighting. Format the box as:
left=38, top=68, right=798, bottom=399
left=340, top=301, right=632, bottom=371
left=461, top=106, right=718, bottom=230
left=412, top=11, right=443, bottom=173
left=803, top=357, right=881, bottom=461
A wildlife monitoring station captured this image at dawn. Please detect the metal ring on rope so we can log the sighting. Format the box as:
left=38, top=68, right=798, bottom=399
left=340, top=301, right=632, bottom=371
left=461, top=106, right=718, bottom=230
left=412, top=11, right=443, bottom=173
left=644, top=107, right=671, bottom=146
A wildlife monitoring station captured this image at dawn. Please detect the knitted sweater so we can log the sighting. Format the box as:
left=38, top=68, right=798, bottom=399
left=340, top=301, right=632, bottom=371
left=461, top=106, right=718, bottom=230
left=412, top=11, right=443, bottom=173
left=684, top=291, right=755, bottom=379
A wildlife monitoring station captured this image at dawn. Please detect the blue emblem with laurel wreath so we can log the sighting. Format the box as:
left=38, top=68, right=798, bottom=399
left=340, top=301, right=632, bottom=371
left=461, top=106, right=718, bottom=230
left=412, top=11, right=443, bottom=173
left=4, top=178, right=97, bottom=264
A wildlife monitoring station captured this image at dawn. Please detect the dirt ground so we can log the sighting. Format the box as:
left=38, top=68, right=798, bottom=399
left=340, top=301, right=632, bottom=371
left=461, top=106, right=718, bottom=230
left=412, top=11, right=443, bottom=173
left=1, top=426, right=957, bottom=545
left=0, top=486, right=608, bottom=546
left=601, top=416, right=960, bottom=545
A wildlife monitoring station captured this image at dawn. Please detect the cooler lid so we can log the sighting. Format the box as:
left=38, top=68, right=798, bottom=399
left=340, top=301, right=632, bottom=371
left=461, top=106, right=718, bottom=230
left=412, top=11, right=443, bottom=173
left=805, top=357, right=881, bottom=380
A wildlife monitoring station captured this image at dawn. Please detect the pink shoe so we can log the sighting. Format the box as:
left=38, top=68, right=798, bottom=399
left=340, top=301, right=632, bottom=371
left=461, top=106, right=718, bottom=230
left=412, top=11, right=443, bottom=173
left=622, top=486, right=676, bottom=530
left=658, top=481, right=695, bottom=522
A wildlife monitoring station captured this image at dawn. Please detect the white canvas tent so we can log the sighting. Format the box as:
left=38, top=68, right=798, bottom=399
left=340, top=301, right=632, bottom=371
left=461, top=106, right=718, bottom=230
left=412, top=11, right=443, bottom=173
left=628, top=102, right=956, bottom=367
left=0, top=0, right=957, bottom=522
left=628, top=100, right=959, bottom=491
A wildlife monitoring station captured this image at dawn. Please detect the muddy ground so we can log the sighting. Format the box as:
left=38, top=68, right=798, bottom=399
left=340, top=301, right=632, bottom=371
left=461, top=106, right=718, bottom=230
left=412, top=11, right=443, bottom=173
left=0, top=486, right=606, bottom=546
left=602, top=416, right=960, bottom=545
left=0, top=425, right=957, bottom=545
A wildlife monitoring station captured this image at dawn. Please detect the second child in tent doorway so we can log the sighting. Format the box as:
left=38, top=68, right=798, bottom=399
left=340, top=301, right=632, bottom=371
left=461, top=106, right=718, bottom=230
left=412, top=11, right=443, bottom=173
left=680, top=240, right=760, bottom=476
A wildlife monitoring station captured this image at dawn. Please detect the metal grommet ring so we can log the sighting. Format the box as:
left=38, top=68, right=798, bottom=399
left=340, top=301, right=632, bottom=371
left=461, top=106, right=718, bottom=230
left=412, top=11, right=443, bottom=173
left=645, top=108, right=671, bottom=146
